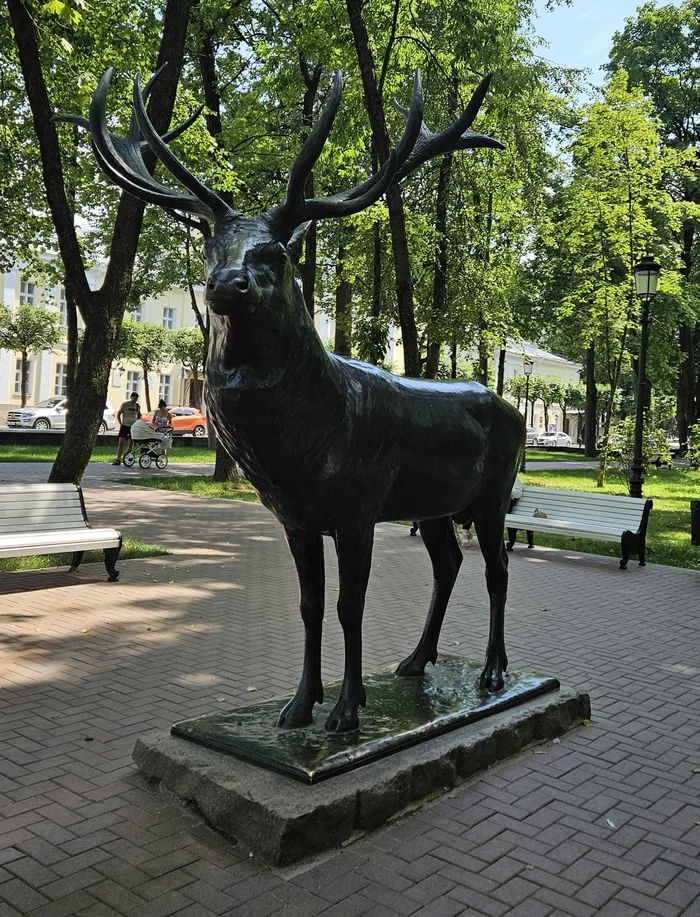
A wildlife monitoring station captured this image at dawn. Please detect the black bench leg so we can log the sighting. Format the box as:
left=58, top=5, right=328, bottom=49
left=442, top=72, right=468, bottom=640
left=409, top=521, right=419, bottom=536
left=638, top=537, right=646, bottom=567
left=620, top=532, right=633, bottom=570
left=526, top=530, right=535, bottom=548
left=506, top=527, right=517, bottom=551
left=103, top=543, right=121, bottom=582
left=70, top=551, right=84, bottom=573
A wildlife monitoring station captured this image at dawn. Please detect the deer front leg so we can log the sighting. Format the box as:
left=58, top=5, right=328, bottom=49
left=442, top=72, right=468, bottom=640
left=325, top=522, right=375, bottom=734
left=397, top=516, right=462, bottom=676
left=278, top=529, right=325, bottom=729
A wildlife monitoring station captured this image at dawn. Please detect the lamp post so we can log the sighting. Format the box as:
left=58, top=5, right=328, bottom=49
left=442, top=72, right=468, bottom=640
left=629, top=255, right=660, bottom=499
left=521, top=359, right=535, bottom=472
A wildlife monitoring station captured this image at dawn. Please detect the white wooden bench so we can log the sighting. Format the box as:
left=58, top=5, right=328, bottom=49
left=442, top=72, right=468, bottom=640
left=505, top=485, right=653, bottom=569
left=0, top=483, right=122, bottom=581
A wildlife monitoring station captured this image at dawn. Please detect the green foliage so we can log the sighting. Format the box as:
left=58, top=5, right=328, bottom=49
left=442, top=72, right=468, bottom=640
left=688, top=422, right=700, bottom=469
left=170, top=327, right=205, bottom=373
left=600, top=417, right=672, bottom=486
left=115, top=321, right=175, bottom=411
left=0, top=304, right=63, bottom=405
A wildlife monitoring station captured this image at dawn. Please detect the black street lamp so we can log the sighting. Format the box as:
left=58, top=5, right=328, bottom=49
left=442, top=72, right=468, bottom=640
left=521, top=359, right=535, bottom=472
left=629, top=255, right=661, bottom=499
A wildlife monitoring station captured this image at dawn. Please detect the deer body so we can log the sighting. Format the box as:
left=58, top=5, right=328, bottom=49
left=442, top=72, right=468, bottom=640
left=72, top=65, right=524, bottom=733
left=206, top=279, right=523, bottom=533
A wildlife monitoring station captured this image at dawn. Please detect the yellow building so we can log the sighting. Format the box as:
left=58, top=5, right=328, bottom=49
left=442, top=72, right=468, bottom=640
left=0, top=262, right=205, bottom=423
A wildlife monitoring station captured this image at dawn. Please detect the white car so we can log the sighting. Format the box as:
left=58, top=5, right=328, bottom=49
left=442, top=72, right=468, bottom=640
left=7, top=397, right=117, bottom=434
left=537, top=431, right=572, bottom=448
left=525, top=426, right=538, bottom=446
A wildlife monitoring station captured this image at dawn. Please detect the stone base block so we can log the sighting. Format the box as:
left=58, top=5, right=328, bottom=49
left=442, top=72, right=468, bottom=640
left=133, top=685, right=590, bottom=866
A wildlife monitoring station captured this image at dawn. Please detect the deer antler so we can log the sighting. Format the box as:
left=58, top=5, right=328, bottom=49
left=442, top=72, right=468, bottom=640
left=56, top=67, right=232, bottom=224
left=269, top=71, right=399, bottom=236
left=391, top=74, right=504, bottom=182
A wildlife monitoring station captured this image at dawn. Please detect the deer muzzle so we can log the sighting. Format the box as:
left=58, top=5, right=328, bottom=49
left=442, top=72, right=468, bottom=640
left=206, top=268, right=257, bottom=313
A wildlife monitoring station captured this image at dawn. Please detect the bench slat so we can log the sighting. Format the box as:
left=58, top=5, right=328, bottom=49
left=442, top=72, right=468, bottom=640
left=505, top=485, right=652, bottom=566
left=0, top=484, right=122, bottom=577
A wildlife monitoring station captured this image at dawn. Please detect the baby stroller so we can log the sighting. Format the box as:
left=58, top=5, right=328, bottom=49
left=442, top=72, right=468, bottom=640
left=122, top=419, right=172, bottom=469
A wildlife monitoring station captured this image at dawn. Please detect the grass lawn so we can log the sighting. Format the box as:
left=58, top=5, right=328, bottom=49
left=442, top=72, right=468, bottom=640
left=521, top=465, right=700, bottom=571
left=525, top=448, right=592, bottom=462
left=121, top=474, right=259, bottom=501
left=0, top=537, right=169, bottom=573
left=0, top=443, right=216, bottom=463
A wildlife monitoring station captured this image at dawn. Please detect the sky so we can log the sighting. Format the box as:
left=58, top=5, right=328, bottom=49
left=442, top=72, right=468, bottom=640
left=533, top=0, right=681, bottom=84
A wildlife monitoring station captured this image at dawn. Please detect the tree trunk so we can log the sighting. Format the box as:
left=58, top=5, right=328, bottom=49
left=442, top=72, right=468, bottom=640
left=496, top=348, right=506, bottom=396
left=65, top=288, right=78, bottom=408
left=425, top=152, right=453, bottom=379
left=142, top=370, right=152, bottom=413
left=297, top=58, right=321, bottom=316
left=584, top=344, right=597, bottom=457
left=366, top=219, right=385, bottom=365
left=677, top=218, right=697, bottom=454
left=345, top=0, right=419, bottom=377
left=334, top=234, right=353, bottom=357
left=21, top=350, right=28, bottom=407
left=678, top=322, right=695, bottom=454
left=190, top=371, right=202, bottom=407
left=475, top=327, right=489, bottom=385
left=213, top=441, right=241, bottom=482
left=5, top=0, right=195, bottom=484
left=49, top=311, right=117, bottom=481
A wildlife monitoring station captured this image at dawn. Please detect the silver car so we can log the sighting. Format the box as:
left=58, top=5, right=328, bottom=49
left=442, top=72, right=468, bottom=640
left=7, top=397, right=117, bottom=434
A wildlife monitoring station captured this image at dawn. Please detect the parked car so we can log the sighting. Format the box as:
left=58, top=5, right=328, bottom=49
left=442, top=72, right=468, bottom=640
left=525, top=427, right=538, bottom=446
left=141, top=406, right=207, bottom=437
left=7, top=397, right=117, bottom=434
left=537, top=431, right=572, bottom=448
left=666, top=438, right=681, bottom=455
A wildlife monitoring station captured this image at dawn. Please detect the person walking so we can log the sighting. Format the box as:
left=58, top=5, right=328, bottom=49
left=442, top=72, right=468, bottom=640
left=113, top=392, right=141, bottom=465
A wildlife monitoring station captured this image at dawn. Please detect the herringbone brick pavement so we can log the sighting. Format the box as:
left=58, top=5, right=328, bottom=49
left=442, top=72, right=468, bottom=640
left=0, top=461, right=699, bottom=916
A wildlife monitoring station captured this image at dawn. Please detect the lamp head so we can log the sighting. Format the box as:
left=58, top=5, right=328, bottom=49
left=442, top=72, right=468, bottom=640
left=633, top=255, right=660, bottom=299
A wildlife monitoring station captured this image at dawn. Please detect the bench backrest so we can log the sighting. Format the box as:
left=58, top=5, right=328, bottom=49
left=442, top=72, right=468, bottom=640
left=0, top=483, right=89, bottom=535
left=511, top=486, right=650, bottom=532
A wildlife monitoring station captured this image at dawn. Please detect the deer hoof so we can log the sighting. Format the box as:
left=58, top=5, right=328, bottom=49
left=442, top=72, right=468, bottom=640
left=478, top=664, right=505, bottom=694
left=277, top=695, right=316, bottom=729
left=324, top=708, right=360, bottom=734
left=395, top=649, right=435, bottom=677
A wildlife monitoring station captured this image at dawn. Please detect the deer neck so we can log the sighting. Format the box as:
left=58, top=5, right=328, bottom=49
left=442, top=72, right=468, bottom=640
left=206, top=278, right=339, bottom=399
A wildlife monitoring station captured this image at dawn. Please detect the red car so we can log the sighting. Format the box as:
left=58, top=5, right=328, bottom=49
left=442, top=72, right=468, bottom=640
left=141, top=406, right=207, bottom=437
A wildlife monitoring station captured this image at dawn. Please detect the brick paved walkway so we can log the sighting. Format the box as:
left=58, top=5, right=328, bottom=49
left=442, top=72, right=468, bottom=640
left=1, top=461, right=699, bottom=916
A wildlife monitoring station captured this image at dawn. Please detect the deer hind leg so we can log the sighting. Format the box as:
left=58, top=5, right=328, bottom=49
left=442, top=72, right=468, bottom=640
left=473, top=503, right=509, bottom=692
left=278, top=528, right=325, bottom=729
left=325, top=521, right=375, bottom=733
left=396, top=516, right=463, bottom=677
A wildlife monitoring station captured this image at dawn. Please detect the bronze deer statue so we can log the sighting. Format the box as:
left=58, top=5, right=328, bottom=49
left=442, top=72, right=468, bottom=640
left=65, top=67, right=525, bottom=733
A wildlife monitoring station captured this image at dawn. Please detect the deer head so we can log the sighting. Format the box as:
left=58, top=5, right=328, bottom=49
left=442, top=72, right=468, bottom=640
left=60, top=67, right=503, bottom=323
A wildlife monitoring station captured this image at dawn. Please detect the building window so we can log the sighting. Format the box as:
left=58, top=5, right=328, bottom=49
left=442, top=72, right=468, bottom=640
left=58, top=286, right=68, bottom=326
left=19, top=279, right=36, bottom=306
left=126, top=371, right=142, bottom=396
left=14, top=358, right=31, bottom=395
left=133, top=303, right=145, bottom=322
left=162, top=307, right=176, bottom=330
left=159, top=374, right=172, bottom=404
left=55, top=363, right=68, bottom=396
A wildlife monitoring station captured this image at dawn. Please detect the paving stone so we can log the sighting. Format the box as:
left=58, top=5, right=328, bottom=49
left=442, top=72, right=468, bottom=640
left=0, top=475, right=700, bottom=917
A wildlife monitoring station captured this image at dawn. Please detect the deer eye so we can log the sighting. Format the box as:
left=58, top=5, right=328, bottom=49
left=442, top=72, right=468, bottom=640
left=248, top=242, right=286, bottom=267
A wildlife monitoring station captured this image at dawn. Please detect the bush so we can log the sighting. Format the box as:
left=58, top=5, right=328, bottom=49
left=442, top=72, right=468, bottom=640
left=600, top=418, right=671, bottom=485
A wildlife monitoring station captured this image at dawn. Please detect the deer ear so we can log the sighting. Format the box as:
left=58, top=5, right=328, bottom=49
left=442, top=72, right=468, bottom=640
left=287, top=221, right=312, bottom=264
